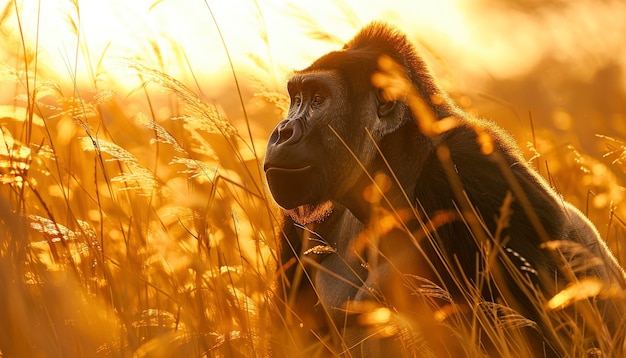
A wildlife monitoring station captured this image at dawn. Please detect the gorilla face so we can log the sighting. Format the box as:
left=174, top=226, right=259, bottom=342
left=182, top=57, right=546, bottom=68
left=264, top=71, right=342, bottom=211
left=265, top=54, right=412, bottom=228
left=263, top=65, right=397, bottom=221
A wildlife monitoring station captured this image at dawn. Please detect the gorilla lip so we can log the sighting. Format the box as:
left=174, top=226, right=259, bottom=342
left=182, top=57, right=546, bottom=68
left=264, top=165, right=316, bottom=210
left=263, top=165, right=312, bottom=174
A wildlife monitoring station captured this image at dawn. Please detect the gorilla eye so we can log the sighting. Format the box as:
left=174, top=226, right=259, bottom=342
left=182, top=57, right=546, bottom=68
left=312, top=94, right=324, bottom=106
left=292, top=94, right=303, bottom=106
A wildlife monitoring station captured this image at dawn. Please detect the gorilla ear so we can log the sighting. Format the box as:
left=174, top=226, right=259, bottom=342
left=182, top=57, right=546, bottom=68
left=377, top=89, right=396, bottom=117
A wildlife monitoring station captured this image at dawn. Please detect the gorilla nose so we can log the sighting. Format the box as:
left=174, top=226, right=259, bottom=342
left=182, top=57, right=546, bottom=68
left=270, top=119, right=303, bottom=146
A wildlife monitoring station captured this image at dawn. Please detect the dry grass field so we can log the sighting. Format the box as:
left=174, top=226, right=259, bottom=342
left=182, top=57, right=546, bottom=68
left=0, top=0, right=625, bottom=356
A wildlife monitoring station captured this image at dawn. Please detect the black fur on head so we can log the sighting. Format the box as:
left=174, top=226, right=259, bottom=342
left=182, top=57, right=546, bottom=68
left=303, top=22, right=455, bottom=120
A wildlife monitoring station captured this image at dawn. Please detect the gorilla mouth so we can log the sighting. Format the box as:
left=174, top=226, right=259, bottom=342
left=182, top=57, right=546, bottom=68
left=264, top=165, right=317, bottom=209
left=264, top=165, right=312, bottom=174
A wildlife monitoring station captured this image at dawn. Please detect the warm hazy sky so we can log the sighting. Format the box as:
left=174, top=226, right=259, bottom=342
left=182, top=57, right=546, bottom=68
left=2, top=0, right=625, bottom=91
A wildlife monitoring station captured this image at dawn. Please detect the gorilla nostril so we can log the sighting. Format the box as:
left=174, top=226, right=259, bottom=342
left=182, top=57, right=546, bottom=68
left=275, top=120, right=301, bottom=145
left=277, top=127, right=294, bottom=144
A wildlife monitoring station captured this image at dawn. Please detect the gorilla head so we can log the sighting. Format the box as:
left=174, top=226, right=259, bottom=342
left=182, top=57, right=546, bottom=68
left=264, top=24, right=453, bottom=224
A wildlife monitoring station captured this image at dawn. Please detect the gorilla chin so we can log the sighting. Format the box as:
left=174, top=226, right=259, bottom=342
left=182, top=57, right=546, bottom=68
left=264, top=166, right=333, bottom=225
left=285, top=201, right=334, bottom=226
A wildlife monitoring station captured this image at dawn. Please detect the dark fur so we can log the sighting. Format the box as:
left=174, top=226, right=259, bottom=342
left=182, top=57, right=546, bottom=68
left=265, top=23, right=626, bottom=357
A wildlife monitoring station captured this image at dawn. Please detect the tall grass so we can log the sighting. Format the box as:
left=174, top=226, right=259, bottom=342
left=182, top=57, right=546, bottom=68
left=0, top=1, right=625, bottom=357
left=0, top=1, right=282, bottom=356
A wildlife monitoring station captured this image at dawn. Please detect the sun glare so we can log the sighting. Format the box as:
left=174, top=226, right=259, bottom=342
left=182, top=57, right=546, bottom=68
left=1, top=0, right=623, bottom=93
left=1, top=0, right=473, bottom=89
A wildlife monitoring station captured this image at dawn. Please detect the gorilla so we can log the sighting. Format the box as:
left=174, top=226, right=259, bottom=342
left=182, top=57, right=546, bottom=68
left=264, top=22, right=626, bottom=357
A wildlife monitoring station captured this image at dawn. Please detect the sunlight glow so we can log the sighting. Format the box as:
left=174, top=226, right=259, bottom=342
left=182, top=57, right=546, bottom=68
left=547, top=278, right=604, bottom=310
left=3, top=0, right=624, bottom=93
left=1, top=0, right=472, bottom=89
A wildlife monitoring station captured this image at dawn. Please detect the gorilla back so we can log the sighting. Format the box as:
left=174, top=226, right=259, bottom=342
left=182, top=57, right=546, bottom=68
left=264, top=22, right=626, bottom=357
